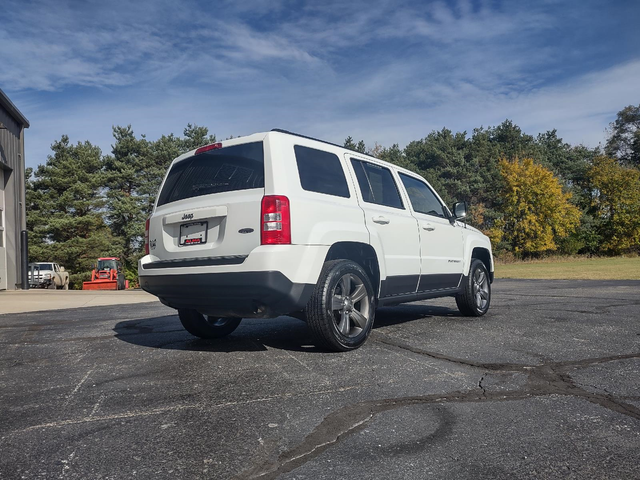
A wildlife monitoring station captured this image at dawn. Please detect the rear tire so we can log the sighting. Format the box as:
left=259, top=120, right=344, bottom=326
left=456, top=259, right=491, bottom=316
left=305, top=259, right=375, bottom=352
left=63, top=280, right=69, bottom=290
left=178, top=309, right=242, bottom=339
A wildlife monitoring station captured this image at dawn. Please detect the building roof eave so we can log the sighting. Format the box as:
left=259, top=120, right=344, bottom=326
left=0, top=87, right=30, bottom=128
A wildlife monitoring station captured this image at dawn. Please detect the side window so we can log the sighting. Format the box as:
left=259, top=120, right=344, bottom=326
left=399, top=173, right=447, bottom=218
left=54, top=264, right=59, bottom=272
left=350, top=159, right=404, bottom=209
left=294, top=145, right=350, bottom=198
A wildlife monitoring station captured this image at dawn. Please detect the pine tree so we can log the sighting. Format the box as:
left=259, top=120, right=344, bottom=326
left=104, top=126, right=151, bottom=262
left=26, top=136, right=121, bottom=287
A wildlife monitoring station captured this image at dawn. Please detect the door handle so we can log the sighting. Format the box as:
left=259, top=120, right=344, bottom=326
left=422, top=223, right=436, bottom=231
left=372, top=216, right=390, bottom=225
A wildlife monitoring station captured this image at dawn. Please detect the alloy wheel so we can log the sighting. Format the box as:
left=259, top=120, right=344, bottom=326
left=331, top=273, right=371, bottom=338
left=473, top=268, right=490, bottom=311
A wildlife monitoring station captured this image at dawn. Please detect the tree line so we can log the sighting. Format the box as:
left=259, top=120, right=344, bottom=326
left=347, top=104, right=640, bottom=258
left=26, top=105, right=640, bottom=288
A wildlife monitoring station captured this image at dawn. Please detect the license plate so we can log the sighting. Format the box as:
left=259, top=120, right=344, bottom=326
left=179, top=222, right=208, bottom=246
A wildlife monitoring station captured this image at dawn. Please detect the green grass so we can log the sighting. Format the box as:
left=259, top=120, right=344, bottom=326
left=495, top=256, right=640, bottom=280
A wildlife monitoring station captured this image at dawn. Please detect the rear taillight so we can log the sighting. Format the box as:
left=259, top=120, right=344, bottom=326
left=144, top=218, right=150, bottom=254
left=195, top=142, right=222, bottom=155
left=261, top=195, right=291, bottom=245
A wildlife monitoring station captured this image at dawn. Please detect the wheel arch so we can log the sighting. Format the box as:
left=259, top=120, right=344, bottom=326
left=324, top=242, right=382, bottom=298
left=470, top=247, right=494, bottom=283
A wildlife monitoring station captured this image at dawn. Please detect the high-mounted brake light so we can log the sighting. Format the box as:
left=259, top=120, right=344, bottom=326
left=195, top=143, right=223, bottom=155
left=261, top=196, right=291, bottom=245
left=144, top=218, right=150, bottom=254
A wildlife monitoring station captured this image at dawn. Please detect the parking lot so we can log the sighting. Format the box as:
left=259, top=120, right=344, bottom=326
left=1, top=279, right=639, bottom=479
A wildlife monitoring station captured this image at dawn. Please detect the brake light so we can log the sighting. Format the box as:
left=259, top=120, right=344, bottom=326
left=261, top=196, right=291, bottom=245
left=144, top=218, right=150, bottom=254
left=195, top=143, right=222, bottom=155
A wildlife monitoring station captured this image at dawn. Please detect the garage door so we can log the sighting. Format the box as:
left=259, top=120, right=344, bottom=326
left=0, top=169, right=6, bottom=290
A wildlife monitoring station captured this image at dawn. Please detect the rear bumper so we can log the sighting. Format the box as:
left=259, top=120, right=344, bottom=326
left=139, top=271, right=314, bottom=318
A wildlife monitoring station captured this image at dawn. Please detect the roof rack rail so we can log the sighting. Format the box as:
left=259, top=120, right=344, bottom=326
left=270, top=128, right=366, bottom=155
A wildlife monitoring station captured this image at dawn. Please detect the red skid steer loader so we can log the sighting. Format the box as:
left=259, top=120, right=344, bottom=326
left=83, top=257, right=127, bottom=290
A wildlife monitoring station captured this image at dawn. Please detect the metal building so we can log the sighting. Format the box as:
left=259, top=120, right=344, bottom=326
left=0, top=88, right=29, bottom=290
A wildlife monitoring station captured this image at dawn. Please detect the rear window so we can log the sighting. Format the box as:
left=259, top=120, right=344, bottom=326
left=294, top=145, right=350, bottom=198
left=157, top=142, right=264, bottom=206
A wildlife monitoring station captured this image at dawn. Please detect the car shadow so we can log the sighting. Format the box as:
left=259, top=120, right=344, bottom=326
left=375, top=304, right=460, bottom=328
left=113, top=303, right=461, bottom=353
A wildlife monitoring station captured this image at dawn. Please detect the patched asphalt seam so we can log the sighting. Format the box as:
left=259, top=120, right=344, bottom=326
left=234, top=333, right=640, bottom=480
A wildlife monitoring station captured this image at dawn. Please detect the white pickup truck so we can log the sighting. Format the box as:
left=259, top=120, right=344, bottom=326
left=28, top=262, right=70, bottom=290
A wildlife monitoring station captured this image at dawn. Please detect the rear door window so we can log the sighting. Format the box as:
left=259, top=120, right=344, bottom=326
left=157, top=142, right=264, bottom=206
left=351, top=159, right=404, bottom=209
left=294, top=145, right=350, bottom=198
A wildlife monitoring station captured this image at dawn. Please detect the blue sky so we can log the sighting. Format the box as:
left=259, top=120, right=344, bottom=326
left=2, top=0, right=639, bottom=169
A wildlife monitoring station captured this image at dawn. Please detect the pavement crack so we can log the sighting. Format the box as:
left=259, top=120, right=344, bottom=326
left=234, top=335, right=640, bottom=479
left=241, top=411, right=375, bottom=480
left=371, top=331, right=531, bottom=371
left=233, top=390, right=529, bottom=480
left=478, top=374, right=487, bottom=398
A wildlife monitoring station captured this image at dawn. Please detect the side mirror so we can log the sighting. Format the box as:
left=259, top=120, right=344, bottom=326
left=452, top=201, right=468, bottom=219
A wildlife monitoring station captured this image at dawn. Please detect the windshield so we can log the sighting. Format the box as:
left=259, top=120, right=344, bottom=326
left=31, top=263, right=53, bottom=271
left=157, top=142, right=264, bottom=206
left=98, top=260, right=118, bottom=271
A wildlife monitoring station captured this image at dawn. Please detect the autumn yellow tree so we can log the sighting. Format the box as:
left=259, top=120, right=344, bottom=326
left=588, top=156, right=640, bottom=253
left=490, top=157, right=581, bottom=256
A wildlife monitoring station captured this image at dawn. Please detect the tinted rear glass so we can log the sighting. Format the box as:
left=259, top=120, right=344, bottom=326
left=351, top=159, right=404, bottom=209
left=157, top=142, right=264, bottom=206
left=294, top=145, right=350, bottom=198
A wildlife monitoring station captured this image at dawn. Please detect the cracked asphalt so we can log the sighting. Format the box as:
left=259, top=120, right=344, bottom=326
left=1, top=279, right=639, bottom=479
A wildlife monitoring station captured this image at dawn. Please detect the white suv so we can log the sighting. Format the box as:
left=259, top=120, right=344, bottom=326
left=139, top=129, right=494, bottom=351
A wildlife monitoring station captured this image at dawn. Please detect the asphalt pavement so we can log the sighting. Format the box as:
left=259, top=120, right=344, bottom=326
left=0, top=279, right=639, bottom=479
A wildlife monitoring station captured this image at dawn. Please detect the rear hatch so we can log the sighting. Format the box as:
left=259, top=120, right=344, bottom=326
left=148, top=140, right=265, bottom=266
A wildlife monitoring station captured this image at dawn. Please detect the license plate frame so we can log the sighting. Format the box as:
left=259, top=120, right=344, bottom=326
left=179, top=221, right=208, bottom=246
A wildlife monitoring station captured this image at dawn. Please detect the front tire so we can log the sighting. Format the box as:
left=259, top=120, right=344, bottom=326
left=178, top=309, right=242, bottom=339
left=456, top=259, right=491, bottom=316
left=305, top=259, right=375, bottom=351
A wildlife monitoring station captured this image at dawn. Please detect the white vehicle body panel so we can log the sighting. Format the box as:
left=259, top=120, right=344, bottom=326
left=345, top=153, right=421, bottom=292
left=393, top=169, right=465, bottom=289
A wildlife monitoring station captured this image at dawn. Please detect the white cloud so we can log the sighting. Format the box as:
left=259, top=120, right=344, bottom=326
left=2, top=0, right=637, bottom=168
left=19, top=59, right=639, bottom=170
